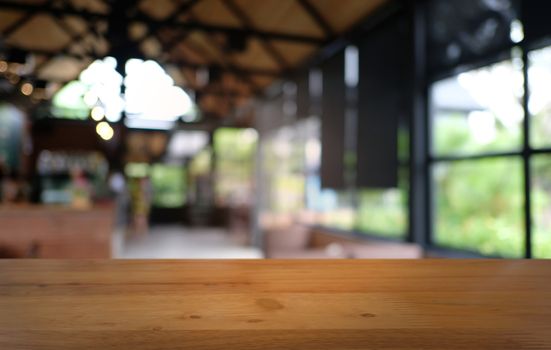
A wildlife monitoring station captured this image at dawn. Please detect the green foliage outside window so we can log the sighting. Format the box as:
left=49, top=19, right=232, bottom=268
left=51, top=81, right=90, bottom=120
left=434, top=112, right=522, bottom=156
left=355, top=169, right=408, bottom=238
left=532, top=156, right=551, bottom=258
left=214, top=128, right=257, bottom=205
left=151, top=164, right=186, bottom=208
left=434, top=158, right=524, bottom=257
left=431, top=59, right=532, bottom=257
left=189, top=148, right=211, bottom=177
left=261, top=128, right=307, bottom=214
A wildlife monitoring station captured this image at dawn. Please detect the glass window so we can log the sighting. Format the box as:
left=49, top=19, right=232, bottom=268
left=398, top=125, right=410, bottom=162
left=433, top=158, right=524, bottom=257
left=356, top=168, right=408, bottom=238
left=51, top=81, right=90, bottom=120
left=321, top=191, right=356, bottom=230
left=532, top=156, right=551, bottom=258
left=189, top=148, right=211, bottom=177
left=264, top=126, right=307, bottom=214
left=525, top=44, right=551, bottom=258
left=188, top=147, right=212, bottom=206
left=431, top=59, right=523, bottom=156
left=150, top=164, right=186, bottom=208
left=214, top=128, right=257, bottom=206
left=528, top=46, right=551, bottom=149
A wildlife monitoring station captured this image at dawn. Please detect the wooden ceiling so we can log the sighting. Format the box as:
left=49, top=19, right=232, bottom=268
left=0, top=0, right=387, bottom=118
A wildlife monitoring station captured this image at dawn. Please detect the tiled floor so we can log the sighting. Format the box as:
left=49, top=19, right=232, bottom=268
left=113, top=225, right=263, bottom=259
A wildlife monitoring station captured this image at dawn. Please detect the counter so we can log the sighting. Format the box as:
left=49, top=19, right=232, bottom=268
left=0, top=205, right=114, bottom=258
left=0, top=259, right=550, bottom=349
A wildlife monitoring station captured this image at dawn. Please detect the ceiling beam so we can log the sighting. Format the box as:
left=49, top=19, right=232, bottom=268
left=42, top=75, right=250, bottom=98
left=0, top=0, right=325, bottom=44
left=134, top=8, right=267, bottom=93
left=176, top=18, right=261, bottom=94
left=34, top=0, right=101, bottom=75
left=222, top=0, right=288, bottom=69
left=296, top=0, right=335, bottom=38
left=137, top=0, right=200, bottom=46
left=1, top=0, right=56, bottom=37
left=35, top=17, right=95, bottom=74
left=138, top=15, right=326, bottom=45
left=163, top=31, right=190, bottom=54
left=0, top=0, right=106, bottom=20
left=2, top=11, right=37, bottom=37
left=146, top=30, right=261, bottom=95
left=4, top=45, right=281, bottom=77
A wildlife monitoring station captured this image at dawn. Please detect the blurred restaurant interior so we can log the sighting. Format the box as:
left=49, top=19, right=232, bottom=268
left=1, top=0, right=551, bottom=260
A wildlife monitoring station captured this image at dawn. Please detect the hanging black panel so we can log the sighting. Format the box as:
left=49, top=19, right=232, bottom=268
left=356, top=13, right=411, bottom=188
left=320, top=51, right=346, bottom=189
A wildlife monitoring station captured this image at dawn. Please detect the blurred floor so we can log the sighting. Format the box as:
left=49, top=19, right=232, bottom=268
left=113, top=226, right=263, bottom=259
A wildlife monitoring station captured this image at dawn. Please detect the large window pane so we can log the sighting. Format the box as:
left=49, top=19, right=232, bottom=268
left=434, top=158, right=524, bottom=257
left=355, top=168, right=408, bottom=238
left=214, top=128, right=257, bottom=206
left=322, top=191, right=356, bottom=230
left=528, top=46, right=551, bottom=148
left=532, top=156, right=551, bottom=258
left=151, top=164, right=186, bottom=208
left=431, top=59, right=523, bottom=156
left=262, top=126, right=307, bottom=214
left=188, top=148, right=212, bottom=206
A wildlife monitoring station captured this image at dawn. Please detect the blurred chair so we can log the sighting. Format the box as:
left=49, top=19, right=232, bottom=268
left=264, top=225, right=347, bottom=259
left=265, top=225, right=423, bottom=259
left=309, top=227, right=423, bottom=259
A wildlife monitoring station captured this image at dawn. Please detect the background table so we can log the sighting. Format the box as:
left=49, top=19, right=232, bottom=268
left=1, top=260, right=550, bottom=349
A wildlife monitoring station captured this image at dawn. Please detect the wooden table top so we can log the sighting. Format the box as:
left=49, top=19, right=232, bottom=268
left=1, top=259, right=550, bottom=349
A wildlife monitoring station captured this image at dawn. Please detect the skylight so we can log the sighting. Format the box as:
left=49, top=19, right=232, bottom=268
left=124, top=59, right=194, bottom=129
left=52, top=57, right=198, bottom=132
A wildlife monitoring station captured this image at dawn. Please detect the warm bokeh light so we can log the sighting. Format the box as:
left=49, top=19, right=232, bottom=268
left=20, top=82, right=33, bottom=96
left=91, top=106, right=105, bottom=121
left=0, top=60, right=7, bottom=73
left=95, top=121, right=114, bottom=140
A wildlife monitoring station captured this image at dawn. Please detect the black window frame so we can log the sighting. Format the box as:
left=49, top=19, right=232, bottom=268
left=422, top=28, right=551, bottom=259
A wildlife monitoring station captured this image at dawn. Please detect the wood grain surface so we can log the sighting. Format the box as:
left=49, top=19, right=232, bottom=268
left=0, top=259, right=550, bottom=349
